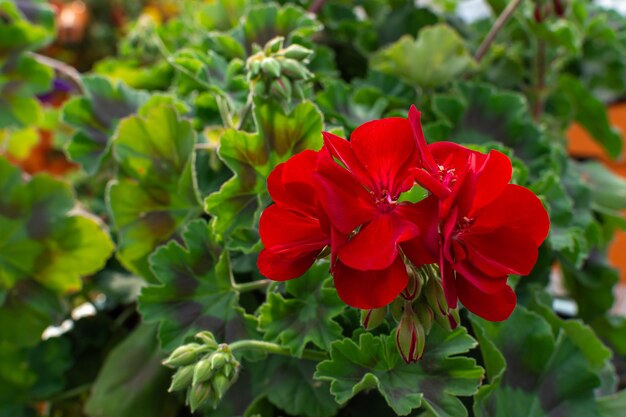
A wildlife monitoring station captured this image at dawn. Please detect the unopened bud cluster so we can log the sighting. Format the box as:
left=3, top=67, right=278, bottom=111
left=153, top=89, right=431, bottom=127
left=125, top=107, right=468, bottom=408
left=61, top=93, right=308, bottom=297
left=163, top=331, right=240, bottom=412
left=361, top=266, right=459, bottom=364
left=246, top=36, right=314, bottom=102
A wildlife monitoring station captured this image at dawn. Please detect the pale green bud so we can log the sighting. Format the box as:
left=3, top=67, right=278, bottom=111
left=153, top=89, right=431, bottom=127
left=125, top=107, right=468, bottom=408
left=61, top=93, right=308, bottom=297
left=282, top=44, right=314, bottom=60
left=169, top=365, right=194, bottom=392
left=188, top=381, right=212, bottom=412
left=163, top=343, right=204, bottom=368
left=195, top=331, right=218, bottom=349
left=265, top=36, right=284, bottom=54
left=261, top=58, right=281, bottom=78
left=192, top=357, right=215, bottom=385
left=279, top=58, right=312, bottom=80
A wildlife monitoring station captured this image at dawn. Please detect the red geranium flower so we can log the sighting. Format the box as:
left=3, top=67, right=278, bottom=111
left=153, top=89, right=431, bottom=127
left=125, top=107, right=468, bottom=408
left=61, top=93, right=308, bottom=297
left=314, top=119, right=435, bottom=308
left=440, top=155, right=550, bottom=321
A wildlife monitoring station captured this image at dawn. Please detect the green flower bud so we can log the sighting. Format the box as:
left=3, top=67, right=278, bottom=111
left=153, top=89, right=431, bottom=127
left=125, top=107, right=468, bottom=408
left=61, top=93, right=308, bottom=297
left=395, top=308, right=426, bottom=364
left=209, top=351, right=229, bottom=370
left=261, top=58, right=281, bottom=78
left=222, top=362, right=234, bottom=378
left=360, top=307, right=387, bottom=330
left=169, top=365, right=194, bottom=392
left=192, top=357, right=215, bottom=385
left=195, top=331, right=218, bottom=349
left=188, top=381, right=212, bottom=412
left=424, top=276, right=448, bottom=317
left=282, top=44, right=314, bottom=61
left=390, top=298, right=404, bottom=322
left=163, top=343, right=204, bottom=368
left=401, top=267, right=422, bottom=301
left=433, top=309, right=459, bottom=332
left=270, top=76, right=292, bottom=101
left=279, top=59, right=312, bottom=80
left=211, top=374, right=231, bottom=399
left=265, top=36, right=284, bottom=54
left=414, top=302, right=434, bottom=335
left=248, top=59, right=261, bottom=77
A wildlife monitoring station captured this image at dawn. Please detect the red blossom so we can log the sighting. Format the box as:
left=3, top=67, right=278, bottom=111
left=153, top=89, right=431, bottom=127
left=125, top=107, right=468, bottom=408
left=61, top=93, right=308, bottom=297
left=258, top=105, right=550, bottom=322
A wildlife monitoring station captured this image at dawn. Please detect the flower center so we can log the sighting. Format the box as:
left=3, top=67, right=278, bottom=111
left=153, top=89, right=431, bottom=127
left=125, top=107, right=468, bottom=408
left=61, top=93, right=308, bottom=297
left=438, top=165, right=457, bottom=188
left=373, top=189, right=397, bottom=213
left=454, top=216, right=474, bottom=236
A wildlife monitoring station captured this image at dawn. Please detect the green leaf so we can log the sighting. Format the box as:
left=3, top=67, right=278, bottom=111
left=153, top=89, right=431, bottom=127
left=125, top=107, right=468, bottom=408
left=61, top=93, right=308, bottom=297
left=170, top=48, right=247, bottom=107
left=597, top=389, right=626, bottom=417
left=138, top=219, right=256, bottom=351
left=0, top=336, right=72, bottom=406
left=258, top=262, right=345, bottom=357
left=205, top=99, right=323, bottom=244
left=0, top=53, right=52, bottom=128
left=84, top=323, right=177, bottom=417
left=0, top=281, right=67, bottom=347
left=241, top=4, right=322, bottom=55
left=92, top=58, right=174, bottom=91
left=553, top=75, right=622, bottom=159
left=316, top=79, right=389, bottom=131
left=370, top=24, right=474, bottom=89
left=315, top=327, right=483, bottom=416
left=0, top=0, right=55, bottom=55
left=250, top=356, right=340, bottom=417
left=0, top=157, right=114, bottom=293
left=578, top=161, right=626, bottom=211
left=62, top=75, right=150, bottom=173
left=107, top=105, right=202, bottom=280
left=195, top=0, right=250, bottom=31
left=471, top=306, right=616, bottom=417
left=426, top=82, right=553, bottom=173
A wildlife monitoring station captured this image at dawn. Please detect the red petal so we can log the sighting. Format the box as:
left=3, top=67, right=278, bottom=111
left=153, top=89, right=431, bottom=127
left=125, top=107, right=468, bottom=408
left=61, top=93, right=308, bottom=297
left=313, top=154, right=376, bottom=234
left=267, top=150, right=320, bottom=217
left=454, top=261, right=509, bottom=294
left=412, top=168, right=451, bottom=199
left=322, top=132, right=375, bottom=191
left=338, top=212, right=419, bottom=270
left=350, top=117, right=417, bottom=196
left=333, top=257, right=408, bottom=309
left=259, top=205, right=328, bottom=254
left=465, top=150, right=512, bottom=216
left=257, top=249, right=320, bottom=281
left=473, top=184, right=550, bottom=246
left=456, top=277, right=516, bottom=321
left=463, top=227, right=539, bottom=276
left=408, top=106, right=437, bottom=172
left=440, top=258, right=458, bottom=309
left=397, top=197, right=440, bottom=266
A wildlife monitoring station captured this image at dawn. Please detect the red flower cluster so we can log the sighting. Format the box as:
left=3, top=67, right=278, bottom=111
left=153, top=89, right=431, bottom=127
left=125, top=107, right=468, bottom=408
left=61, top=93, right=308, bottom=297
left=258, top=106, right=550, bottom=321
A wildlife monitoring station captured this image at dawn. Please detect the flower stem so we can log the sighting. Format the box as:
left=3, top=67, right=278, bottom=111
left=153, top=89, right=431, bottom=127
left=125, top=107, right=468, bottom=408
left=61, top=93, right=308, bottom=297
left=31, top=52, right=84, bottom=94
left=474, top=0, right=524, bottom=63
left=229, top=340, right=329, bottom=361
left=233, top=279, right=272, bottom=293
